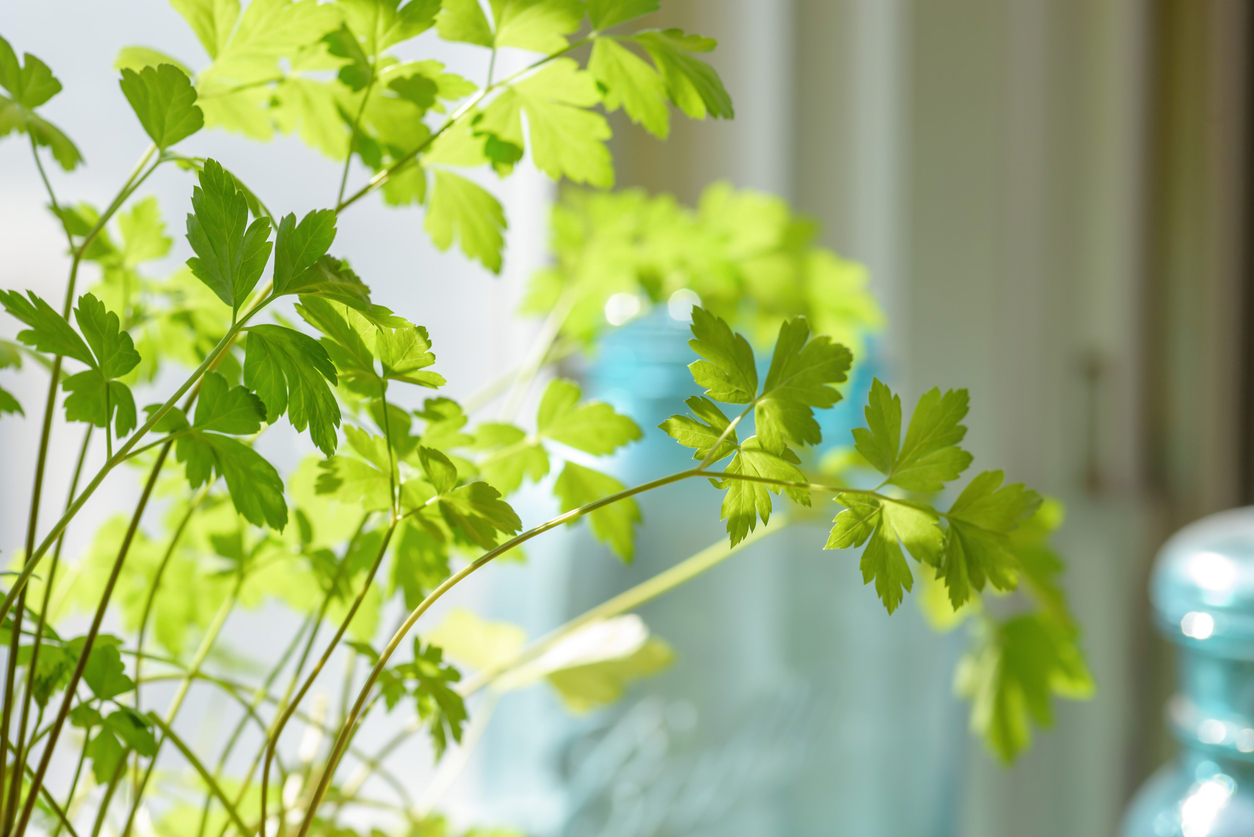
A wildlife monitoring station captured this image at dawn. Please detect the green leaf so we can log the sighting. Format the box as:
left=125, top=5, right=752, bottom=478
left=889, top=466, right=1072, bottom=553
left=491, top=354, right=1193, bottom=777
left=176, top=432, right=288, bottom=530
left=77, top=640, right=134, bottom=701
left=74, top=293, right=140, bottom=379
left=105, top=708, right=158, bottom=756
left=0, top=38, right=82, bottom=169
left=117, top=196, right=174, bottom=266
left=588, top=37, right=669, bottom=138
left=63, top=374, right=137, bottom=436
left=418, top=446, right=458, bottom=493
left=717, top=439, right=808, bottom=546
left=119, top=63, right=204, bottom=148
left=114, top=46, right=194, bottom=76
left=476, top=59, right=614, bottom=187
left=424, top=170, right=506, bottom=273
left=553, top=461, right=640, bottom=561
left=295, top=296, right=380, bottom=393
left=272, top=210, right=337, bottom=295
left=687, top=306, right=756, bottom=404
left=544, top=623, right=673, bottom=712
left=403, top=641, right=466, bottom=758
left=390, top=520, right=452, bottom=608
left=472, top=422, right=549, bottom=495
left=941, top=470, right=1042, bottom=608
left=851, top=379, right=973, bottom=492
left=588, top=0, right=659, bottom=30
left=659, top=396, right=738, bottom=463
left=851, top=378, right=899, bottom=475
left=0, top=384, right=21, bottom=416
left=438, top=482, right=521, bottom=550
left=53, top=294, right=142, bottom=435
left=190, top=370, right=266, bottom=435
left=492, top=0, right=583, bottom=52
left=893, top=387, right=973, bottom=491
left=243, top=324, right=341, bottom=454
left=629, top=29, right=733, bottom=120
left=825, top=495, right=943, bottom=614
left=170, top=0, right=240, bottom=59
left=338, top=0, right=441, bottom=56
left=185, top=159, right=274, bottom=314
left=85, top=728, right=126, bottom=784
left=378, top=324, right=444, bottom=388
left=754, top=316, right=851, bottom=454
left=0, top=36, right=61, bottom=108
left=536, top=379, right=641, bottom=455
left=956, top=613, right=1094, bottom=762
left=435, top=0, right=493, bottom=47
left=0, top=290, right=94, bottom=367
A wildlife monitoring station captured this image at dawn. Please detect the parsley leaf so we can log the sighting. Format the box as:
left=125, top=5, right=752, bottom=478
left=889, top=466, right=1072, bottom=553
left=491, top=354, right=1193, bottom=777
left=477, top=59, right=614, bottom=187
left=851, top=378, right=974, bottom=492
left=185, top=159, right=274, bottom=314
left=553, top=461, right=641, bottom=561
left=159, top=372, right=286, bottom=530
left=628, top=29, right=733, bottom=120
left=118, top=63, right=204, bottom=148
left=438, top=0, right=583, bottom=53
left=754, top=316, right=851, bottom=454
left=243, top=325, right=341, bottom=454
left=941, top=470, right=1042, bottom=608
left=537, top=379, right=641, bottom=455
left=378, top=323, right=443, bottom=388
left=59, top=294, right=142, bottom=436
left=717, top=439, right=808, bottom=546
left=472, top=422, right=550, bottom=494
left=588, top=0, right=659, bottom=30
left=588, top=37, right=669, bottom=138
left=0, top=36, right=81, bottom=169
left=956, top=613, right=1094, bottom=761
left=0, top=289, right=95, bottom=367
left=687, top=306, right=756, bottom=404
left=438, top=482, right=521, bottom=550
left=424, top=170, right=506, bottom=272
left=659, top=396, right=738, bottom=462
left=337, top=0, right=440, bottom=57
left=272, top=210, right=337, bottom=295
left=826, top=495, right=943, bottom=613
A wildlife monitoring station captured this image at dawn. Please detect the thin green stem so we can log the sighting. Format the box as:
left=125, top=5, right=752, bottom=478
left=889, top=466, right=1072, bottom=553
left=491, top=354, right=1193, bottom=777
left=498, top=289, right=575, bottom=422
left=119, top=582, right=241, bottom=837
left=8, top=426, right=93, bottom=834
left=2, top=142, right=154, bottom=834
left=336, top=74, right=375, bottom=209
left=459, top=521, right=786, bottom=698
left=294, top=466, right=703, bottom=837
left=29, top=135, right=75, bottom=250
left=259, top=522, right=396, bottom=837
left=145, top=715, right=250, bottom=836
left=2, top=740, right=80, bottom=837
left=12, top=442, right=172, bottom=837
left=0, top=313, right=255, bottom=628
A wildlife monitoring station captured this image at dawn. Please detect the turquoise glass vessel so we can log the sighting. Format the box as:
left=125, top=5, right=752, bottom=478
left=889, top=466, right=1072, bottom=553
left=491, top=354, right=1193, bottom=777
left=1122, top=508, right=1254, bottom=836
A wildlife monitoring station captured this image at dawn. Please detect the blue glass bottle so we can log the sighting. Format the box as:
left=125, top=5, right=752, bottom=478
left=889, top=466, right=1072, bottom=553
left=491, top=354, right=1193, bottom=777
left=1121, top=508, right=1254, bottom=836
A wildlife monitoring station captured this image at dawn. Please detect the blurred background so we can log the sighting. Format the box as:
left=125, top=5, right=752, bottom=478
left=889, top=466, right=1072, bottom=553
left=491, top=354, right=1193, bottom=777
left=2, top=1, right=1253, bottom=836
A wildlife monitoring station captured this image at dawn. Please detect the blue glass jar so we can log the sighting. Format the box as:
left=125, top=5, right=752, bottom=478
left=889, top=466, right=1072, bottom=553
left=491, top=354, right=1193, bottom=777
left=1122, top=508, right=1254, bottom=836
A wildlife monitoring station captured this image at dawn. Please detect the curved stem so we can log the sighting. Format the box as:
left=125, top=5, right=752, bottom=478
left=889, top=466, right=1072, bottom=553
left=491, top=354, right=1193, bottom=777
left=119, top=580, right=241, bottom=837
left=459, top=521, right=787, bottom=698
left=336, top=74, right=375, bottom=209
left=259, top=521, right=396, bottom=837
left=146, top=715, right=250, bottom=836
left=293, top=466, right=703, bottom=837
